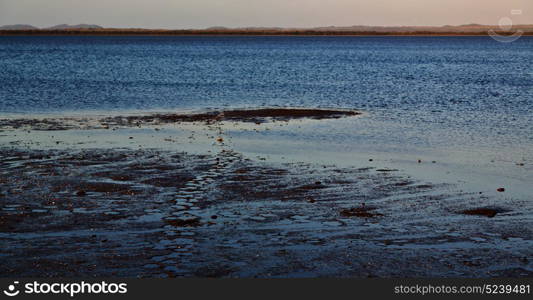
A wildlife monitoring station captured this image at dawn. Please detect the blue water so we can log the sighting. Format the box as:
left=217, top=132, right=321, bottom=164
left=0, top=37, right=531, bottom=135
left=1, top=36, right=532, bottom=142
left=0, top=36, right=531, bottom=196
left=0, top=36, right=531, bottom=112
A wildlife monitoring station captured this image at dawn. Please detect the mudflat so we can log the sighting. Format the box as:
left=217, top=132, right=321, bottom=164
left=1, top=108, right=531, bottom=277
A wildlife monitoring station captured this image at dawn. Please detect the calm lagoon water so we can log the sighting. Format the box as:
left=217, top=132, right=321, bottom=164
left=0, top=36, right=532, bottom=197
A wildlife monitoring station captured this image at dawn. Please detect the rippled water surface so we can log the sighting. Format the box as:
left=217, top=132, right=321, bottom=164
left=0, top=36, right=531, bottom=112
left=0, top=36, right=532, bottom=193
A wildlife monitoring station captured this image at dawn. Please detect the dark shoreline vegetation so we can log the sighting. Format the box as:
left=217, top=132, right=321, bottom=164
left=2, top=29, right=533, bottom=36
left=110, top=108, right=361, bottom=124
left=0, top=108, right=361, bottom=130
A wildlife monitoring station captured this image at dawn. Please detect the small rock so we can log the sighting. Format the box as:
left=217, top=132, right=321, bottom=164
left=463, top=260, right=481, bottom=267
left=462, top=208, right=508, bottom=218
left=376, top=168, right=399, bottom=172
left=165, top=217, right=201, bottom=227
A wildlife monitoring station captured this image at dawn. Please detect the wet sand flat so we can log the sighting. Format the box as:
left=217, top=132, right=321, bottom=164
left=0, top=108, right=360, bottom=130
left=1, top=108, right=532, bottom=277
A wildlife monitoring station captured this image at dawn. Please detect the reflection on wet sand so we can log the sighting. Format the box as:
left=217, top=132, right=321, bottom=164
left=1, top=109, right=532, bottom=277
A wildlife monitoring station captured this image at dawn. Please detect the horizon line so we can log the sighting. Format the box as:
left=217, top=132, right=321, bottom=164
left=3, top=23, right=533, bottom=30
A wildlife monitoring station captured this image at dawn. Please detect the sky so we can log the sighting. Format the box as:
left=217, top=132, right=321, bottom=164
left=0, top=0, right=532, bottom=28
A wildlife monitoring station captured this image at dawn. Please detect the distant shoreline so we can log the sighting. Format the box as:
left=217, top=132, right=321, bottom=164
left=2, top=29, right=533, bottom=36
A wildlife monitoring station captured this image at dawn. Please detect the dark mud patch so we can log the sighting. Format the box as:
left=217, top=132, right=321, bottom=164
left=75, top=181, right=137, bottom=194
left=92, top=172, right=136, bottom=182
left=296, top=181, right=328, bottom=191
left=141, top=174, right=196, bottom=188
left=105, top=108, right=360, bottom=126
left=220, top=108, right=359, bottom=122
left=1, top=147, right=531, bottom=278
left=340, top=206, right=384, bottom=218
left=461, top=207, right=510, bottom=218
left=376, top=168, right=399, bottom=172
left=164, top=217, right=201, bottom=227
left=0, top=118, right=78, bottom=131
left=0, top=108, right=360, bottom=131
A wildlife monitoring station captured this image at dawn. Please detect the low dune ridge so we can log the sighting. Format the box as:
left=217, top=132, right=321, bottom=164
left=1, top=24, right=533, bottom=35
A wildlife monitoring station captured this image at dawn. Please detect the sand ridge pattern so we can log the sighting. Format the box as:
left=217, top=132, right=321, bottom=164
left=0, top=108, right=360, bottom=131
left=1, top=148, right=531, bottom=277
left=1, top=109, right=532, bottom=277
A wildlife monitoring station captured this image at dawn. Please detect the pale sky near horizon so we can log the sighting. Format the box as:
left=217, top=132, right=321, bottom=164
left=0, top=0, right=532, bottom=28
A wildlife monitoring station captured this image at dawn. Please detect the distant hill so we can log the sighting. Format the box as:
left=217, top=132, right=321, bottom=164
left=0, top=24, right=38, bottom=30
left=45, top=24, right=103, bottom=30
left=1, top=23, right=533, bottom=36
left=195, top=24, right=533, bottom=33
left=308, top=24, right=532, bottom=33
left=205, top=26, right=228, bottom=30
